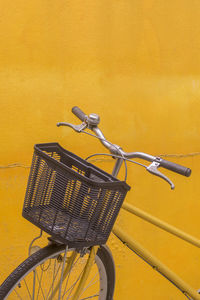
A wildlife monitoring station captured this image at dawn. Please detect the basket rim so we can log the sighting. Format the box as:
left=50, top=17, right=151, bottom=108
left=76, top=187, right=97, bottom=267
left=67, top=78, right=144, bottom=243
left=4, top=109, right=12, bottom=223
left=34, top=143, right=131, bottom=192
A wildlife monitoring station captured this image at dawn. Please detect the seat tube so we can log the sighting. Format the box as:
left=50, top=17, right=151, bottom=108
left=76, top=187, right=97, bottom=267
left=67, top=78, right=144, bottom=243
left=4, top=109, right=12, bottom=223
left=112, top=158, right=124, bottom=178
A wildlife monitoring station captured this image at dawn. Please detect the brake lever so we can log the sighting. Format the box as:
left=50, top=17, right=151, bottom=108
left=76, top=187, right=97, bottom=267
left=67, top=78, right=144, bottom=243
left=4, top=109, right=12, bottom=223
left=146, top=161, right=175, bottom=190
left=57, top=122, right=87, bottom=132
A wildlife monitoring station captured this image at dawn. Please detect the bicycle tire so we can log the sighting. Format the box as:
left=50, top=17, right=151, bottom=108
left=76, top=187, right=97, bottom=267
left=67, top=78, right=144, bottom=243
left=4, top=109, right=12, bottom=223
left=0, top=243, right=115, bottom=300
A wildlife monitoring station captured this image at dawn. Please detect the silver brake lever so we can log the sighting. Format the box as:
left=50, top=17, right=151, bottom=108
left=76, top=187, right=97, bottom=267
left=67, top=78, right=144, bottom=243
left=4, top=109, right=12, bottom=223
left=146, top=161, right=175, bottom=190
left=57, top=122, right=87, bottom=133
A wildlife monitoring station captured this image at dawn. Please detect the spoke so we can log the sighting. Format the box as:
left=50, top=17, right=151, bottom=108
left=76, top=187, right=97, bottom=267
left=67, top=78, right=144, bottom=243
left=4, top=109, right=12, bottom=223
left=46, top=260, right=62, bottom=299
left=80, top=277, right=99, bottom=298
left=61, top=262, right=74, bottom=299
left=79, top=295, right=99, bottom=300
left=64, top=254, right=97, bottom=299
left=35, top=269, right=46, bottom=300
left=58, top=246, right=68, bottom=299
left=32, top=270, right=36, bottom=300
left=63, top=268, right=99, bottom=300
left=23, top=278, right=32, bottom=300
left=62, top=256, right=81, bottom=299
left=46, top=259, right=57, bottom=299
left=14, top=288, right=23, bottom=300
left=80, top=271, right=98, bottom=294
left=64, top=268, right=85, bottom=299
left=36, top=266, right=44, bottom=300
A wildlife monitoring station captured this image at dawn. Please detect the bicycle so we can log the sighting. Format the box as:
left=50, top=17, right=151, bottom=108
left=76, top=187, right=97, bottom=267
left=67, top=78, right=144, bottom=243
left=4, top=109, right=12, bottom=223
left=0, top=106, right=198, bottom=300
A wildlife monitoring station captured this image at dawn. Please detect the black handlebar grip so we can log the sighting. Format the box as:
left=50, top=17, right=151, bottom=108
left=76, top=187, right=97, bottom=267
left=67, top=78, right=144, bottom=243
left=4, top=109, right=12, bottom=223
left=159, top=158, right=191, bottom=177
left=72, top=106, right=87, bottom=122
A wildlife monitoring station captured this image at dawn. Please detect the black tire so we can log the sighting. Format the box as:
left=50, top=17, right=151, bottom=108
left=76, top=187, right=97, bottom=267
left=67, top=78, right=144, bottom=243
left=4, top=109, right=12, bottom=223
left=0, top=243, right=115, bottom=300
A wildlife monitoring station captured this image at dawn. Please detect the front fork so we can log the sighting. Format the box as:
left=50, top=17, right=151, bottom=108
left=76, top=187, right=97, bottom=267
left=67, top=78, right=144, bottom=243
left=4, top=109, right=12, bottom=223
left=71, top=246, right=99, bottom=300
left=29, top=234, right=99, bottom=300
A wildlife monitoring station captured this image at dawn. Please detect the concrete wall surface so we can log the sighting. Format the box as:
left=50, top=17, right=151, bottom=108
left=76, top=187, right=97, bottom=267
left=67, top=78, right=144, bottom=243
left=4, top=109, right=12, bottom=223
left=0, top=1, right=200, bottom=299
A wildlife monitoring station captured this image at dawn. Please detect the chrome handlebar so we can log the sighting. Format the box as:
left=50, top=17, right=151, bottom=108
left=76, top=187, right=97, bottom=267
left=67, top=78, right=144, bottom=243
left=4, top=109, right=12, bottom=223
left=57, top=106, right=191, bottom=189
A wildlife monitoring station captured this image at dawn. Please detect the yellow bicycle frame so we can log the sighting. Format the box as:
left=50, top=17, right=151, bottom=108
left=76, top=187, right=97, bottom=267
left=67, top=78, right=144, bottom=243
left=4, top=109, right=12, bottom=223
left=70, top=200, right=200, bottom=299
left=111, top=202, right=200, bottom=300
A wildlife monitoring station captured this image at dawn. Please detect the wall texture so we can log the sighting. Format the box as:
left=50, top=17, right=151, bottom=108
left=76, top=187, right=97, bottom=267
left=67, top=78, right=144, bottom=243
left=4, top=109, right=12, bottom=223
left=1, top=1, right=200, bottom=299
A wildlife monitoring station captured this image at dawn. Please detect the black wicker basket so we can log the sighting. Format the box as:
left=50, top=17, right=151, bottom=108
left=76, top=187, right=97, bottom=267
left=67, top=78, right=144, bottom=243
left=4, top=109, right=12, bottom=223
left=23, top=143, right=130, bottom=247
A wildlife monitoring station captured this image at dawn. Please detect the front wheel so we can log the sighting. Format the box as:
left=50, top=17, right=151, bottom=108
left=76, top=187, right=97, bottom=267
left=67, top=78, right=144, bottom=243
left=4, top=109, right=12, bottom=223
left=0, top=243, right=115, bottom=300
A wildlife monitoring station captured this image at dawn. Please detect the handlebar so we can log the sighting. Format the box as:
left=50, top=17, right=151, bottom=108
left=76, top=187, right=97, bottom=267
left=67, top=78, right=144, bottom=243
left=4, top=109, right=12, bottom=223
left=72, top=106, right=87, bottom=122
left=71, top=106, right=191, bottom=178
left=56, top=106, right=192, bottom=188
left=118, top=151, right=191, bottom=177
left=156, top=157, right=191, bottom=177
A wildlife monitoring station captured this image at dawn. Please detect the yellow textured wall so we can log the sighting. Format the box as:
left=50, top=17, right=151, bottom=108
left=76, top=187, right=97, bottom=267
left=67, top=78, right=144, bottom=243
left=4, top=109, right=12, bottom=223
left=1, top=1, right=200, bottom=299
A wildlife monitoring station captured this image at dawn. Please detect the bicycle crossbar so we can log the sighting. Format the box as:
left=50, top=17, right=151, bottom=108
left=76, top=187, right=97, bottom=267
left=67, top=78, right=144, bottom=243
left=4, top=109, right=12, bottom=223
left=112, top=225, right=200, bottom=300
left=122, top=202, right=200, bottom=248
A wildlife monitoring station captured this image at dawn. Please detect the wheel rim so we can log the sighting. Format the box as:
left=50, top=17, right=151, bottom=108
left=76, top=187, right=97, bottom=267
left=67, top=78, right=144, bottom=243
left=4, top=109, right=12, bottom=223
left=5, top=248, right=107, bottom=300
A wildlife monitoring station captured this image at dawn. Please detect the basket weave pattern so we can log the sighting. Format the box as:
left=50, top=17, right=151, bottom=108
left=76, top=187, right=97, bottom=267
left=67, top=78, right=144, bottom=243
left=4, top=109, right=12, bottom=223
left=23, top=143, right=130, bottom=247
